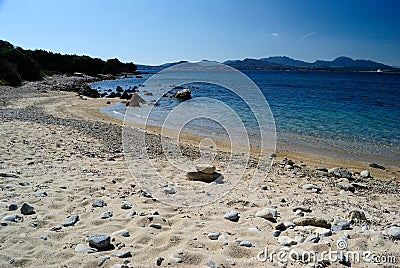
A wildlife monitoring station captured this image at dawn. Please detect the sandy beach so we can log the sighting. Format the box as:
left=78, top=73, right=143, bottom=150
left=0, top=76, right=399, bottom=267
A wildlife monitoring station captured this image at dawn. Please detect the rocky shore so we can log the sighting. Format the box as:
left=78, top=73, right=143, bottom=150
left=0, top=76, right=399, bottom=267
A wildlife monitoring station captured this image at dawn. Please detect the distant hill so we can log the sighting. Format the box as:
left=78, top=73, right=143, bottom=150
left=224, top=56, right=395, bottom=72
left=260, top=56, right=311, bottom=67
left=138, top=56, right=396, bottom=72
left=137, top=60, right=188, bottom=70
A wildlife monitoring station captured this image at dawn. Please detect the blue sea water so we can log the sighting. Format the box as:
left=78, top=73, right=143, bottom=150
left=93, top=70, right=400, bottom=166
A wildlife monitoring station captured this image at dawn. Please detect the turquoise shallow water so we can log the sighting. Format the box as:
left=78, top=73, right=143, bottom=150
left=93, top=69, right=400, bottom=166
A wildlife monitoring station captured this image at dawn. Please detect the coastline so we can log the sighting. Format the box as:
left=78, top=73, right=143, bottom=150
left=0, top=76, right=399, bottom=267
left=41, top=89, right=399, bottom=180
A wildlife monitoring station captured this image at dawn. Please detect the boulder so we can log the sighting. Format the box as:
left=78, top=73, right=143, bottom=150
left=120, top=90, right=132, bottom=100
left=127, top=93, right=146, bottom=107
left=172, top=88, right=191, bottom=100
left=79, top=84, right=100, bottom=98
left=116, top=86, right=123, bottom=92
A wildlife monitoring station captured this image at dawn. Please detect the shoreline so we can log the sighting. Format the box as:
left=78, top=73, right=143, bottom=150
left=35, top=87, right=399, bottom=180
left=99, top=99, right=399, bottom=180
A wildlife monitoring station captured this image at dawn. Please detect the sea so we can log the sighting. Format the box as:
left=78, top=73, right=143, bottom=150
left=92, top=68, right=400, bottom=166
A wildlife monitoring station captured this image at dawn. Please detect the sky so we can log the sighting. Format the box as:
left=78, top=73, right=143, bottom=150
left=0, top=0, right=399, bottom=66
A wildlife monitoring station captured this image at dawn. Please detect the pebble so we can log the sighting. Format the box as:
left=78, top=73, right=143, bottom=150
left=34, top=189, right=47, bottom=197
left=186, top=171, right=220, bottom=183
left=294, top=236, right=305, bottom=243
left=97, top=255, right=110, bottom=266
left=75, top=243, right=89, bottom=253
left=348, top=210, right=367, bottom=221
left=387, top=226, right=400, bottom=239
left=295, top=209, right=304, bottom=216
left=302, top=184, right=321, bottom=192
left=360, top=170, right=370, bottom=178
left=20, top=202, right=35, bottom=215
left=87, top=234, right=111, bottom=250
left=50, top=225, right=62, bottom=231
left=163, top=186, right=176, bottom=194
left=126, top=211, right=137, bottom=218
left=278, top=236, right=297, bottom=246
left=149, top=210, right=159, bottom=215
left=340, top=190, right=349, bottom=195
left=207, top=232, right=220, bottom=240
left=170, top=256, right=182, bottom=263
left=261, top=185, right=269, bottom=190
left=38, top=235, right=48, bottom=240
left=304, top=235, right=320, bottom=243
left=330, top=168, right=352, bottom=179
left=149, top=223, right=162, bottom=229
left=275, top=222, right=287, bottom=231
left=369, top=163, right=385, bottom=170
left=218, top=235, right=228, bottom=246
left=239, top=240, right=252, bottom=247
left=292, top=206, right=312, bottom=213
left=226, top=259, right=236, bottom=265
left=116, top=242, right=125, bottom=249
left=114, top=251, right=132, bottom=258
left=2, top=214, right=23, bottom=222
left=207, top=260, right=217, bottom=268
left=112, top=230, right=130, bottom=237
left=272, top=230, right=281, bottom=237
left=314, top=227, right=332, bottom=237
left=121, top=201, right=133, bottom=209
left=7, top=204, right=18, bottom=211
left=224, top=210, right=239, bottom=222
left=293, top=217, right=331, bottom=229
left=156, top=257, right=164, bottom=266
left=92, top=199, right=107, bottom=207
left=177, top=249, right=184, bottom=255
left=255, top=208, right=277, bottom=220
left=331, top=218, right=351, bottom=231
left=337, top=182, right=355, bottom=192
left=62, top=214, right=79, bottom=227
left=99, top=211, right=113, bottom=219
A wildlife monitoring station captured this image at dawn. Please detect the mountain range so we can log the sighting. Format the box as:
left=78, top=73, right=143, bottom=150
left=138, top=56, right=397, bottom=72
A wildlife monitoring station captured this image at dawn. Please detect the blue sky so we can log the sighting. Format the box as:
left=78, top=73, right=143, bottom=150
left=0, top=0, right=399, bottom=66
